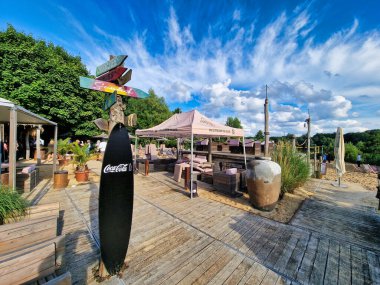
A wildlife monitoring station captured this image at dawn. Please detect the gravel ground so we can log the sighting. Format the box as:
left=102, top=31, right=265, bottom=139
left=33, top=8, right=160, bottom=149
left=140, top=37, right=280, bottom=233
left=322, top=164, right=378, bottom=191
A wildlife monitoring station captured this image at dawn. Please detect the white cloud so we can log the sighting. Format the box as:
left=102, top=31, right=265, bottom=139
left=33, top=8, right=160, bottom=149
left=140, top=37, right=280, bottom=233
left=165, top=81, right=192, bottom=102
left=59, top=5, right=380, bottom=135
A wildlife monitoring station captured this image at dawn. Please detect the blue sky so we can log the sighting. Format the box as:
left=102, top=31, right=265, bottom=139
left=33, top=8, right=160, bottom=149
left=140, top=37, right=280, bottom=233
left=1, top=0, right=380, bottom=136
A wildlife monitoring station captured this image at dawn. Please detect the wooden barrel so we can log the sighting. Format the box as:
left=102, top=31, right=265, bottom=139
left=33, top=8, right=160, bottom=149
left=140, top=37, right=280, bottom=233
left=54, top=171, right=68, bottom=189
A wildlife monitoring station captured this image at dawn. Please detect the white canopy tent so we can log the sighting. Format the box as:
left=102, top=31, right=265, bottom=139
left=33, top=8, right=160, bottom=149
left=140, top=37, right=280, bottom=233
left=0, top=98, right=58, bottom=190
left=136, top=110, right=246, bottom=198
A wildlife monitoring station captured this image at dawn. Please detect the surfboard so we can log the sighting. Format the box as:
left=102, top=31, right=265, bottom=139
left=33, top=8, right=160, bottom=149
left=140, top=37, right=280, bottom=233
left=98, top=123, right=134, bottom=275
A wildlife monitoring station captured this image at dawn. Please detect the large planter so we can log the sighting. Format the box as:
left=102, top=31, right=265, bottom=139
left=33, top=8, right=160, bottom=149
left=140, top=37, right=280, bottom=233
left=54, top=171, right=69, bottom=189
left=74, top=170, right=89, bottom=182
left=246, top=159, right=281, bottom=211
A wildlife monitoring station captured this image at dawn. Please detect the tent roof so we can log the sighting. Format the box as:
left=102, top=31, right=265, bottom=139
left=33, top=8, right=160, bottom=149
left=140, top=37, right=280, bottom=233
left=136, top=110, right=244, bottom=138
left=0, top=98, right=57, bottom=125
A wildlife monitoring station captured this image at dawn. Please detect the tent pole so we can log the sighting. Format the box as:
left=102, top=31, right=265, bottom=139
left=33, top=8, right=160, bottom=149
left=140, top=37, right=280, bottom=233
left=190, top=132, right=194, bottom=199
left=242, top=136, right=247, bottom=169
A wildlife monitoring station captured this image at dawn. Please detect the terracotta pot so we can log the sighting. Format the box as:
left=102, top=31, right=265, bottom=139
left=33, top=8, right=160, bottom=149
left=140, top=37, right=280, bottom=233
left=246, top=159, right=281, bottom=211
left=75, top=170, right=89, bottom=182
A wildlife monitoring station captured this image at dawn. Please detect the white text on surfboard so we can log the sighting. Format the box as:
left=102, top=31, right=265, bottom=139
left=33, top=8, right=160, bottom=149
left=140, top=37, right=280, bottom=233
left=103, top=163, right=133, bottom=173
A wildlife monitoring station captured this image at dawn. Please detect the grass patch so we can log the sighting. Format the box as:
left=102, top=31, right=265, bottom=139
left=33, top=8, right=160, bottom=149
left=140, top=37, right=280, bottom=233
left=0, top=185, right=29, bottom=224
left=272, top=141, right=310, bottom=195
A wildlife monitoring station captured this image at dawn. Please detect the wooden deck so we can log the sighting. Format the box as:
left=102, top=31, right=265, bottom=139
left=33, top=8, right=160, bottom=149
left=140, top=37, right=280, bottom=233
left=29, top=169, right=380, bottom=284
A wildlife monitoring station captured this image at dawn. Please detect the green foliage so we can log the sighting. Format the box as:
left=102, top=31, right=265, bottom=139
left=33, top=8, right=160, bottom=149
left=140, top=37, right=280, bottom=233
left=70, top=142, right=91, bottom=171
left=125, top=89, right=172, bottom=133
left=272, top=141, right=310, bottom=195
left=57, top=137, right=71, bottom=157
left=344, top=142, right=359, bottom=163
left=225, top=117, right=242, bottom=128
left=312, top=129, right=380, bottom=165
left=172, top=107, right=182, bottom=114
left=0, top=25, right=104, bottom=137
left=0, top=185, right=29, bottom=225
left=254, top=130, right=264, bottom=141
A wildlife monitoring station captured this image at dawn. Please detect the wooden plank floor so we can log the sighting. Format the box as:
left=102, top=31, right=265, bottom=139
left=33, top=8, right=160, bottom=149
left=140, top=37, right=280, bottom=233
left=29, top=169, right=380, bottom=284
left=290, top=199, right=380, bottom=251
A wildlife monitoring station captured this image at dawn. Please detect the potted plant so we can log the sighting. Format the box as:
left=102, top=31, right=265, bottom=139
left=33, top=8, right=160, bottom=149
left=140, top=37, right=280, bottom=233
left=57, top=138, right=71, bottom=166
left=71, top=141, right=91, bottom=182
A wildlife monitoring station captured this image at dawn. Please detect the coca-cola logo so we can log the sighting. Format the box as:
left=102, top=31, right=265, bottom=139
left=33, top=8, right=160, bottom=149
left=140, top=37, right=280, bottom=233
left=103, top=163, right=133, bottom=173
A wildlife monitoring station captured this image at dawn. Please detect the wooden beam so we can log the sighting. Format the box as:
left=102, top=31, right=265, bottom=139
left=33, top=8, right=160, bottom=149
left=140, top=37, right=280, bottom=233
left=9, top=108, right=17, bottom=190
left=53, top=125, right=58, bottom=174
left=36, top=125, right=41, bottom=165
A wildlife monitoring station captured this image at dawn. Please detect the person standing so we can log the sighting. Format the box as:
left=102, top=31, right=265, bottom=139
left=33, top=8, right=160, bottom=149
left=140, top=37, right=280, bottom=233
left=356, top=153, right=362, bottom=167
left=98, top=139, right=107, bottom=160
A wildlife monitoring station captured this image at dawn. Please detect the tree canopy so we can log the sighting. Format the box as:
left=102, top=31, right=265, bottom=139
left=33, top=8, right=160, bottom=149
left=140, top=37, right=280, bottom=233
left=225, top=117, right=242, bottom=129
left=125, top=89, right=172, bottom=133
left=0, top=25, right=103, bottom=136
left=254, top=130, right=264, bottom=141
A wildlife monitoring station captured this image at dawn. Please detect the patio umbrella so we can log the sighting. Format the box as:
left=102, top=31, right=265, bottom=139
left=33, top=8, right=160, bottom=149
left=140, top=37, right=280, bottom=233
left=333, top=127, right=346, bottom=187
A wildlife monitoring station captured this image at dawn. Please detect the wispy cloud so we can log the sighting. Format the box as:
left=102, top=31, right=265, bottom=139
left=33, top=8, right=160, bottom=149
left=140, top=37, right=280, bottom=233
left=58, top=4, right=380, bottom=135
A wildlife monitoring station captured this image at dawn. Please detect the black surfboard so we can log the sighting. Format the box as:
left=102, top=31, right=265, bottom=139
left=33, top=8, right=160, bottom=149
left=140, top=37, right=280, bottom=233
left=99, top=123, right=134, bottom=275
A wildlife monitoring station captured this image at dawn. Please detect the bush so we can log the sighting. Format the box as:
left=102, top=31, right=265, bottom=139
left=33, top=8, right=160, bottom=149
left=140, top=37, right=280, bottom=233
left=0, top=186, right=29, bottom=224
left=271, top=141, right=310, bottom=195
left=344, top=142, right=359, bottom=163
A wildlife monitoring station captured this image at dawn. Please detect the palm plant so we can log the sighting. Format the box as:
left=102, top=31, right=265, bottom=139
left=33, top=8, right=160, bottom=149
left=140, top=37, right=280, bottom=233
left=57, top=138, right=71, bottom=159
left=0, top=185, right=29, bottom=225
left=70, top=142, right=91, bottom=172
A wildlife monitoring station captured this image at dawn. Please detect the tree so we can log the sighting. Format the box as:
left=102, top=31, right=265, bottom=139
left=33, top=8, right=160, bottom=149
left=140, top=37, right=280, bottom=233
left=172, top=107, right=182, bottom=114
left=254, top=130, right=264, bottom=141
left=0, top=25, right=103, bottom=136
left=345, top=142, right=359, bottom=163
left=225, top=117, right=242, bottom=128
left=125, top=89, right=172, bottom=133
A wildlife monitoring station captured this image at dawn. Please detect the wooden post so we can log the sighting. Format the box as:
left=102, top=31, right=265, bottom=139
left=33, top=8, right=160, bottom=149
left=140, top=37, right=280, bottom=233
left=53, top=125, right=58, bottom=175
left=184, top=165, right=190, bottom=191
left=291, top=135, right=296, bottom=152
left=36, top=125, right=41, bottom=165
left=9, top=108, right=17, bottom=190
left=208, top=138, right=212, bottom=163
left=264, top=85, right=270, bottom=157
left=306, top=114, right=311, bottom=166
left=145, top=159, right=149, bottom=176
left=25, top=128, right=30, bottom=160
left=0, top=124, right=3, bottom=163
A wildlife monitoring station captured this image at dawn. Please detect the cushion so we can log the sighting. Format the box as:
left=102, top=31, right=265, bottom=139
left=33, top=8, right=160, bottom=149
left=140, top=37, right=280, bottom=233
left=226, top=168, right=237, bottom=175
left=193, top=158, right=208, bottom=164
left=21, top=166, right=33, bottom=174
